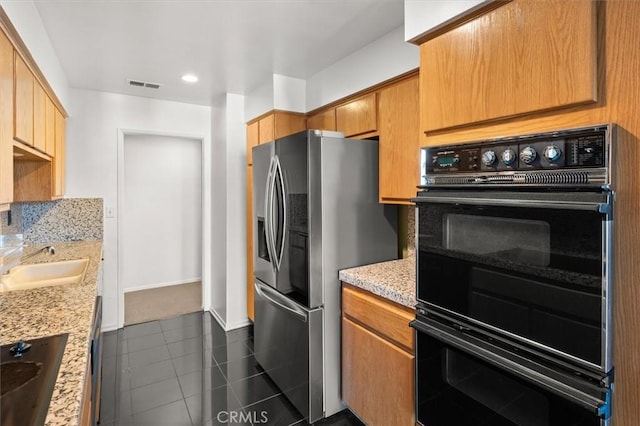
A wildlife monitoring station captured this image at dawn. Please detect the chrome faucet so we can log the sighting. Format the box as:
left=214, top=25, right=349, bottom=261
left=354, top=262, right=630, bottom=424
left=22, top=246, right=55, bottom=261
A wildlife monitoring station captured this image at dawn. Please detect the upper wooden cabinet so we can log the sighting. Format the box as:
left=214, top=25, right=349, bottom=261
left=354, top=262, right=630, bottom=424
left=378, top=75, right=420, bottom=204
left=336, top=93, right=377, bottom=138
left=421, top=0, right=597, bottom=132
left=246, top=121, right=259, bottom=166
left=257, top=114, right=275, bottom=145
left=14, top=52, right=34, bottom=146
left=44, top=96, right=56, bottom=156
left=306, top=109, right=336, bottom=132
left=52, top=107, right=65, bottom=199
left=33, top=81, right=47, bottom=153
left=251, top=110, right=306, bottom=146
left=0, top=28, right=13, bottom=208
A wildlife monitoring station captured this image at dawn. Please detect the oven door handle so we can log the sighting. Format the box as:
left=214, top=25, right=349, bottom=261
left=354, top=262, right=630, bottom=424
left=410, top=319, right=611, bottom=418
left=412, top=194, right=611, bottom=213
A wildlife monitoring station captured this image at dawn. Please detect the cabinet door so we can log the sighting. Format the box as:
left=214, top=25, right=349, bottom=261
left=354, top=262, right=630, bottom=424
left=33, top=82, right=46, bottom=153
left=336, top=93, right=377, bottom=137
left=14, top=53, right=34, bottom=146
left=258, top=114, right=275, bottom=145
left=52, top=108, right=65, bottom=198
left=273, top=111, right=305, bottom=140
left=378, top=76, right=420, bottom=204
left=307, top=109, right=336, bottom=132
left=342, top=316, right=415, bottom=426
left=44, top=96, right=56, bottom=156
left=0, top=29, right=13, bottom=206
left=247, top=121, right=259, bottom=165
left=421, top=0, right=597, bottom=132
left=247, top=165, right=255, bottom=321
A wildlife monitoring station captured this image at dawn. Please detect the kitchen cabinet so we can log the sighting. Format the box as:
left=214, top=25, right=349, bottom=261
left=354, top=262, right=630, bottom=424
left=44, top=95, right=56, bottom=156
left=52, top=107, right=65, bottom=199
left=0, top=27, right=13, bottom=209
left=247, top=120, right=259, bottom=165
left=33, top=81, right=47, bottom=153
left=378, top=75, right=419, bottom=204
left=253, top=110, right=306, bottom=145
left=341, top=284, right=415, bottom=426
left=306, top=108, right=336, bottom=131
left=335, top=93, right=377, bottom=138
left=420, top=0, right=597, bottom=132
left=14, top=52, right=34, bottom=146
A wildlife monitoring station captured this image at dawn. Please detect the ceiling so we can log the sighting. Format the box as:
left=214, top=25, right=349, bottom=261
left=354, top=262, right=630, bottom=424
left=33, top=0, right=405, bottom=107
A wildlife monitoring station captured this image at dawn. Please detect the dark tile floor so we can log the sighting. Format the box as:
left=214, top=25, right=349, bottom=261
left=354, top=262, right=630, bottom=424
left=100, top=311, right=364, bottom=426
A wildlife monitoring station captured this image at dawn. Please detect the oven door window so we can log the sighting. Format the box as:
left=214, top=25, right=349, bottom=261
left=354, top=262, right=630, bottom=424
left=417, top=202, right=604, bottom=366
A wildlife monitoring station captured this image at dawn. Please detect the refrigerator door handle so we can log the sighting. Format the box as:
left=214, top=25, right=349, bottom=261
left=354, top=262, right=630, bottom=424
left=264, top=156, right=277, bottom=271
left=255, top=281, right=308, bottom=322
left=274, top=156, right=287, bottom=270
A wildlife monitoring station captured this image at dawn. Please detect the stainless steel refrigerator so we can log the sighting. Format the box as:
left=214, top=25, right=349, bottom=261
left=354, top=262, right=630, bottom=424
left=252, top=129, right=398, bottom=422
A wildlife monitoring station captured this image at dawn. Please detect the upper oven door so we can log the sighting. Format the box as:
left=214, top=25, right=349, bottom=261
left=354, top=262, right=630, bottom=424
left=415, top=189, right=613, bottom=373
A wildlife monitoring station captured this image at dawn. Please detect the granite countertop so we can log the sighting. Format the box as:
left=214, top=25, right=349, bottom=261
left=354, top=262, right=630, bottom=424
left=0, top=240, right=103, bottom=426
left=339, top=256, right=416, bottom=309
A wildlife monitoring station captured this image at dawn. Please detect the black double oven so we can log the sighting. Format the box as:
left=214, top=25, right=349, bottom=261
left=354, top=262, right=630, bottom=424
left=411, top=125, right=615, bottom=426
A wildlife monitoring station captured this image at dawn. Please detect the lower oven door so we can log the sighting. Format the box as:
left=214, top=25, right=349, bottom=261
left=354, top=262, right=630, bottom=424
left=253, top=279, right=323, bottom=422
left=411, top=317, right=610, bottom=426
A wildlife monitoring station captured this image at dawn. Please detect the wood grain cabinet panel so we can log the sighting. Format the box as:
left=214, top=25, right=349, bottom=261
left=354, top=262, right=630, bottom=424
left=421, top=0, right=597, bottom=132
left=306, top=109, right=336, bottom=132
left=342, top=316, right=415, bottom=426
left=14, top=52, right=34, bottom=146
left=247, top=121, right=259, bottom=166
left=378, top=76, right=420, bottom=204
left=33, top=81, right=46, bottom=153
left=258, top=114, right=275, bottom=145
left=52, top=108, right=65, bottom=199
left=336, top=93, right=377, bottom=137
left=44, top=96, right=56, bottom=156
left=273, top=111, right=306, bottom=140
left=0, top=28, right=13, bottom=206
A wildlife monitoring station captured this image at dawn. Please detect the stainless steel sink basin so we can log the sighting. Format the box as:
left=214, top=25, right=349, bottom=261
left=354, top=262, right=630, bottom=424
left=0, top=258, right=89, bottom=293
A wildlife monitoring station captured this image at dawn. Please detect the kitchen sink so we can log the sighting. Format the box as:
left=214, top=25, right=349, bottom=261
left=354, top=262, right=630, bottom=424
left=0, top=334, right=68, bottom=426
left=0, top=258, right=89, bottom=293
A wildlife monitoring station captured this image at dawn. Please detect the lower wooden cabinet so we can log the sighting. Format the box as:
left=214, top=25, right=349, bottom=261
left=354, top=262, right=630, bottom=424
left=341, top=284, right=415, bottom=426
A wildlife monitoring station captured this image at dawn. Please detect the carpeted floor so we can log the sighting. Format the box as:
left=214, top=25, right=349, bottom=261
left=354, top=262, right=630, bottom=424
left=124, top=281, right=202, bottom=325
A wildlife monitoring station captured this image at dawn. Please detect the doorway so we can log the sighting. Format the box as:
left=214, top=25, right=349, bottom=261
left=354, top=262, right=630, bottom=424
left=121, top=134, right=202, bottom=325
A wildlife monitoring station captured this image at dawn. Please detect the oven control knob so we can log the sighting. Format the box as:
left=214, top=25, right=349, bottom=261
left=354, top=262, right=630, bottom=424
left=543, top=145, right=562, bottom=162
left=481, top=150, right=496, bottom=166
left=520, top=146, right=537, bottom=165
left=501, top=149, right=517, bottom=166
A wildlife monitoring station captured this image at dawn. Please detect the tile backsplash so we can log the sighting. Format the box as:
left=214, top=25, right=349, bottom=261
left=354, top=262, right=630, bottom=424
left=0, top=198, right=103, bottom=242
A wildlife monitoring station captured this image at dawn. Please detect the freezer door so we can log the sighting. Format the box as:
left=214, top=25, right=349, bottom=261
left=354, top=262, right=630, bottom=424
left=253, top=279, right=324, bottom=422
left=253, top=142, right=276, bottom=287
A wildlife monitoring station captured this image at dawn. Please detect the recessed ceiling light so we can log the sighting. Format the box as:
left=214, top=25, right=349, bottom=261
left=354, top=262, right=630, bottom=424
left=182, top=74, right=198, bottom=83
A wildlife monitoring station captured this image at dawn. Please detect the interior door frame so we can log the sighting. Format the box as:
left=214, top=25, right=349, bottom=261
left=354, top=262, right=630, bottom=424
left=117, top=128, right=210, bottom=329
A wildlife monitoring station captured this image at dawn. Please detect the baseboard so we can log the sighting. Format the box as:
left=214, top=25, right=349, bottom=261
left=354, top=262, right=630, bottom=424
left=124, top=278, right=202, bottom=293
left=102, top=322, right=119, bottom=332
left=208, top=308, right=252, bottom=331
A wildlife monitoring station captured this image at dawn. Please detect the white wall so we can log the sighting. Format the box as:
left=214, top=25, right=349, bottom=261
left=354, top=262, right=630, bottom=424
left=66, top=88, right=212, bottom=331
left=305, top=26, right=418, bottom=111
left=273, top=74, right=306, bottom=112
left=211, top=93, right=249, bottom=330
left=0, top=1, right=70, bottom=109
left=404, top=0, right=487, bottom=42
left=122, top=134, right=202, bottom=292
left=245, top=79, right=274, bottom=121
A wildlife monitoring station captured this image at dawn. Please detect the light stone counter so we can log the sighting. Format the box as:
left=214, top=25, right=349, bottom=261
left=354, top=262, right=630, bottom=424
left=339, top=257, right=416, bottom=309
left=0, top=240, right=103, bottom=426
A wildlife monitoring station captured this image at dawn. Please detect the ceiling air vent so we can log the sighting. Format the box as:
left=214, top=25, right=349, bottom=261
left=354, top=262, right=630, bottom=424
left=127, top=79, right=162, bottom=89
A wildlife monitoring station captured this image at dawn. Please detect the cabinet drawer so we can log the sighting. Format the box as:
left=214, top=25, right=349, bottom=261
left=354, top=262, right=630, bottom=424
left=342, top=284, right=414, bottom=352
